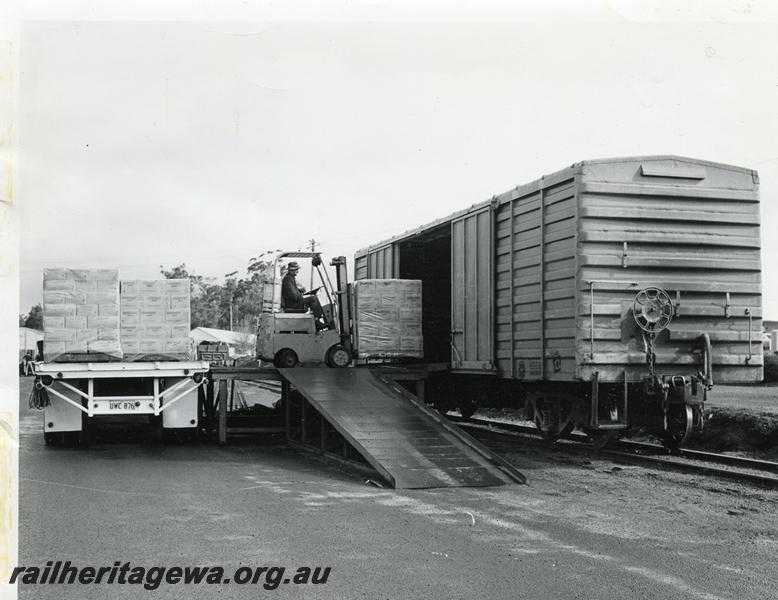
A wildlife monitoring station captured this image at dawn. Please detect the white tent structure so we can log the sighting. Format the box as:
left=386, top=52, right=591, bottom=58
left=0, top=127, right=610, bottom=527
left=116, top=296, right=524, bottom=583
left=19, top=327, right=43, bottom=360
left=190, top=327, right=256, bottom=359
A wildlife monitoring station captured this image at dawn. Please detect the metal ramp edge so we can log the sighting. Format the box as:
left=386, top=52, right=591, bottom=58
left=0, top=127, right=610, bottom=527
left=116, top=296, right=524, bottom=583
left=371, top=372, right=527, bottom=486
left=278, top=367, right=526, bottom=489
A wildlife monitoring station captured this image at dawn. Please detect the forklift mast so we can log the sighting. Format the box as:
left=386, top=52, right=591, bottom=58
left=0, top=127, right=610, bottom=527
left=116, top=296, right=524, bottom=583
left=330, top=256, right=353, bottom=357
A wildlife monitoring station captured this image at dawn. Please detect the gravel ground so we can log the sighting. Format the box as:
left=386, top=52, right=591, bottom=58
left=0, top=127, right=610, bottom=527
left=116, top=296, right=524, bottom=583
left=16, top=376, right=778, bottom=599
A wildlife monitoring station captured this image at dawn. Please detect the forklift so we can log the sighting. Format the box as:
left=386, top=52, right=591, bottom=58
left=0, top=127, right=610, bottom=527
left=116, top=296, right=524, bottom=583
left=256, top=252, right=353, bottom=368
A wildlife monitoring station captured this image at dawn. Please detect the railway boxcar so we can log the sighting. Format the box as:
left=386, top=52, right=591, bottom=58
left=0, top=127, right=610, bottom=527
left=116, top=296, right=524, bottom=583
left=355, top=156, right=762, bottom=448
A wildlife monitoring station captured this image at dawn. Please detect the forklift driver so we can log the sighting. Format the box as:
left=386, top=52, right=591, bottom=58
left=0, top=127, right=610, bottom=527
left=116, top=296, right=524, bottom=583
left=281, top=262, right=327, bottom=327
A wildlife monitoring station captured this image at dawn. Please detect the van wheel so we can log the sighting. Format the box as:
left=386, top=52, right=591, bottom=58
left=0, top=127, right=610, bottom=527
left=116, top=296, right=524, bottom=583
left=586, top=429, right=620, bottom=449
left=459, top=400, right=478, bottom=419
left=434, top=399, right=453, bottom=415
left=326, top=345, right=351, bottom=368
left=274, top=349, right=298, bottom=368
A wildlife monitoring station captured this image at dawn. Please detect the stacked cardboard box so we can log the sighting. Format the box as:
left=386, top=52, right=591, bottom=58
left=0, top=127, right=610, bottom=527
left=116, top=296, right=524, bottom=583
left=119, top=279, right=192, bottom=359
left=353, top=279, right=423, bottom=359
left=42, top=268, right=121, bottom=362
left=261, top=281, right=280, bottom=314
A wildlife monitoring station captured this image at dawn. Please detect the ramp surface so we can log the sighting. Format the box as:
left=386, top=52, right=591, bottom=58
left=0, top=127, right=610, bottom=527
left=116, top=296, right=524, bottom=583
left=279, top=368, right=525, bottom=489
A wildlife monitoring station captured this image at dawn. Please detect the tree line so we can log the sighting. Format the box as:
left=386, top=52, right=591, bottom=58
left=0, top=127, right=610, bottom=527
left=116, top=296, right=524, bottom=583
left=20, top=253, right=276, bottom=332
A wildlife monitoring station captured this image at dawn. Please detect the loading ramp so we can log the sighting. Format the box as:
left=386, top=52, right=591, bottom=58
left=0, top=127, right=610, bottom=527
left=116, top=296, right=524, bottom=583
left=279, top=368, right=526, bottom=489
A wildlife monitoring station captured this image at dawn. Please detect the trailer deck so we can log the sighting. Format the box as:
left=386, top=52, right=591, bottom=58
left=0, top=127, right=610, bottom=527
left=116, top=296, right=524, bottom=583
left=33, top=361, right=211, bottom=439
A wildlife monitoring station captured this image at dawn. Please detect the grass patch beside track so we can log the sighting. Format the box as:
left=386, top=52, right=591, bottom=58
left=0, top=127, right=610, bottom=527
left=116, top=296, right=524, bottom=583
left=694, top=407, right=778, bottom=460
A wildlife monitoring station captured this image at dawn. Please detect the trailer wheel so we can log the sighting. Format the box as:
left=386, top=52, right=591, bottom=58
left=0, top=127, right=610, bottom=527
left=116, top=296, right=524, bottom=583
left=46, top=432, right=81, bottom=447
left=66, top=432, right=85, bottom=447
left=274, top=349, right=299, bottom=368
left=166, top=427, right=198, bottom=445
left=325, top=345, right=351, bottom=368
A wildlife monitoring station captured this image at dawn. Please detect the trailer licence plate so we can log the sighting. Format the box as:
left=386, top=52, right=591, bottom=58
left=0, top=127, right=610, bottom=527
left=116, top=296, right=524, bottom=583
left=108, top=401, right=137, bottom=411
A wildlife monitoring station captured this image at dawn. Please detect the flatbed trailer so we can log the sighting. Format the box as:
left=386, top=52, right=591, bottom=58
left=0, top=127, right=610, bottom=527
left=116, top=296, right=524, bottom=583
left=33, top=360, right=210, bottom=443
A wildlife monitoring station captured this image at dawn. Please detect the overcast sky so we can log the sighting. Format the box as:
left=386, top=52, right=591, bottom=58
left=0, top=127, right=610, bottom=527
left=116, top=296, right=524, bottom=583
left=19, top=16, right=778, bottom=315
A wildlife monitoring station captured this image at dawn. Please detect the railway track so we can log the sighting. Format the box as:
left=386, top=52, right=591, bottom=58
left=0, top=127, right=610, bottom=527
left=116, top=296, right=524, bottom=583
left=451, top=416, right=778, bottom=489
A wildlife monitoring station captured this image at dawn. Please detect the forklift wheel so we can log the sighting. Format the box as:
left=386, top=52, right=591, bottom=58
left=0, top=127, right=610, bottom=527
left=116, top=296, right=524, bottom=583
left=274, top=349, right=299, bottom=368
left=326, top=345, right=351, bottom=368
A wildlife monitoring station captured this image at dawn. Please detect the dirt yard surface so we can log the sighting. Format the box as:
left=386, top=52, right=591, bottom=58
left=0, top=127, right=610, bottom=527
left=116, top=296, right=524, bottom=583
left=17, top=376, right=778, bottom=599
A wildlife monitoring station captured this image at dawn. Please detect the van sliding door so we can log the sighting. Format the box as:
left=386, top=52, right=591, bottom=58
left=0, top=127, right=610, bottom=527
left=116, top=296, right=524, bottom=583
left=451, top=207, right=494, bottom=372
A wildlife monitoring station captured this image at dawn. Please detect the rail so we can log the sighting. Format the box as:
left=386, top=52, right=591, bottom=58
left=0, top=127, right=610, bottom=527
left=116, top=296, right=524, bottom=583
left=451, top=416, right=778, bottom=489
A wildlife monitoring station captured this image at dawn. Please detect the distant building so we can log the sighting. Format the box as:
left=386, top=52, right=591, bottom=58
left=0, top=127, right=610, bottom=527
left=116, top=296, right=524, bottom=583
left=764, top=321, right=778, bottom=354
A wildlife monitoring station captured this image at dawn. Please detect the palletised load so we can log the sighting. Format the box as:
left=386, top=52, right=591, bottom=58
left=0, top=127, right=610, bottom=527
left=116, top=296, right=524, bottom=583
left=353, top=279, right=423, bottom=359
left=119, top=279, right=193, bottom=360
left=42, top=268, right=121, bottom=362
